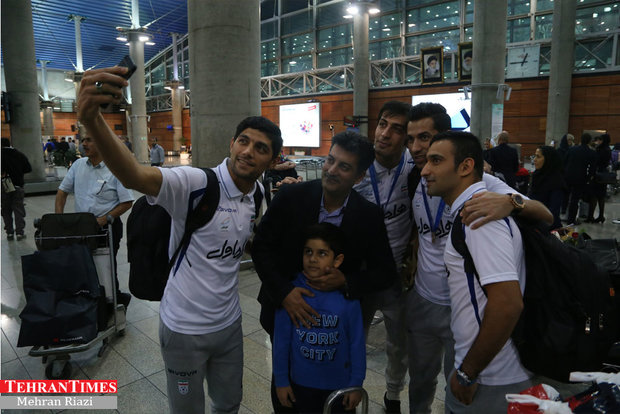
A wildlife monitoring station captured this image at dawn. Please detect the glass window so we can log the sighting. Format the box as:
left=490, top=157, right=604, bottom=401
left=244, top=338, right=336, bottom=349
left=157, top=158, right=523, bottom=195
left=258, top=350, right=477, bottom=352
left=262, top=40, right=278, bottom=61
left=281, top=11, right=312, bottom=35
left=261, top=0, right=277, bottom=20
left=151, top=63, right=165, bottom=83
left=406, top=1, right=459, bottom=33
left=535, top=14, right=553, bottom=39
left=575, top=4, right=620, bottom=35
left=381, top=0, right=402, bottom=13
left=464, top=26, right=473, bottom=41
left=370, top=12, right=401, bottom=40
left=317, top=2, right=347, bottom=27
left=507, top=17, right=530, bottom=43
left=262, top=21, right=276, bottom=40
left=283, top=54, right=313, bottom=74
left=536, top=0, right=554, bottom=12
left=406, top=0, right=443, bottom=7
left=281, top=33, right=314, bottom=56
left=282, top=0, right=307, bottom=15
left=405, top=29, right=459, bottom=56
left=261, top=60, right=279, bottom=77
left=507, top=0, right=530, bottom=17
left=318, top=24, right=353, bottom=50
left=574, top=38, right=613, bottom=71
left=369, top=38, right=402, bottom=60
left=318, top=47, right=353, bottom=68
left=465, top=0, right=474, bottom=24
left=538, top=45, right=551, bottom=75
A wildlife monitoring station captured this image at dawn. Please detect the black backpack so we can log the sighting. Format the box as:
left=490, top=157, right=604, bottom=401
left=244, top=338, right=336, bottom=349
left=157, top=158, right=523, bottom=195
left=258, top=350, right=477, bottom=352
left=126, top=168, right=263, bottom=301
left=451, top=213, right=618, bottom=382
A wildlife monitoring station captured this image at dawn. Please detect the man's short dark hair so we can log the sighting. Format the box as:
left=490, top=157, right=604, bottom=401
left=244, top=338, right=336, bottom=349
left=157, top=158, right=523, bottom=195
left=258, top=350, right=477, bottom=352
left=427, top=55, right=438, bottom=65
left=303, top=222, right=345, bottom=256
left=409, top=102, right=451, bottom=133
left=1, top=138, right=10, bottom=148
left=330, top=131, right=375, bottom=174
left=234, top=116, right=283, bottom=159
left=431, top=131, right=484, bottom=180
left=581, top=133, right=592, bottom=146
left=377, top=100, right=412, bottom=122
left=464, top=50, right=472, bottom=59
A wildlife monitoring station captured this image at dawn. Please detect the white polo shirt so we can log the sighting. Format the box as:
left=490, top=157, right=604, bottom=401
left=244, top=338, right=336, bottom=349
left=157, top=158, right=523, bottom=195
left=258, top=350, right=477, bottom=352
left=413, top=173, right=525, bottom=306
left=444, top=181, right=531, bottom=386
left=354, top=149, right=414, bottom=267
left=147, top=160, right=261, bottom=335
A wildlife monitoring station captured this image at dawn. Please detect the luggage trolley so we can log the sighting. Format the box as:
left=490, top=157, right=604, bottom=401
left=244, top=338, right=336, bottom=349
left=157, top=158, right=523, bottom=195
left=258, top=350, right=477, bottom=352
left=23, top=213, right=127, bottom=379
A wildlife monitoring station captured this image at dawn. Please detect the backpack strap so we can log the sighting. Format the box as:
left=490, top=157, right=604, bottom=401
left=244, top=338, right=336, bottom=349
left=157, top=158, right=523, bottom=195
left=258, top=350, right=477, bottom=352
left=252, top=183, right=263, bottom=220
left=167, top=168, right=220, bottom=275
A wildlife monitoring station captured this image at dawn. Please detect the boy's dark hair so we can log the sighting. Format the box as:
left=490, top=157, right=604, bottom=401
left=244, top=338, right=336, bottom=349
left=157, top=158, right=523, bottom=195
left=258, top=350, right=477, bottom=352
left=427, top=55, right=438, bottom=65
left=409, top=102, right=451, bottom=133
left=431, top=131, right=484, bottom=180
left=377, top=100, right=412, bottom=122
left=580, top=133, right=592, bottom=146
left=304, top=223, right=345, bottom=256
left=234, top=116, right=283, bottom=159
left=330, top=131, right=375, bottom=174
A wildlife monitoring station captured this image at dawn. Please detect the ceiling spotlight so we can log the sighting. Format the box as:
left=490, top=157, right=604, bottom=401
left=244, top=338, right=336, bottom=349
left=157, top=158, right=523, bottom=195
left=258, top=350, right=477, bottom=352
left=346, top=5, right=359, bottom=14
left=369, top=7, right=380, bottom=14
left=116, top=36, right=128, bottom=42
left=145, top=41, right=155, bottom=46
left=139, top=35, right=150, bottom=42
left=344, top=14, right=353, bottom=19
left=178, top=85, right=185, bottom=90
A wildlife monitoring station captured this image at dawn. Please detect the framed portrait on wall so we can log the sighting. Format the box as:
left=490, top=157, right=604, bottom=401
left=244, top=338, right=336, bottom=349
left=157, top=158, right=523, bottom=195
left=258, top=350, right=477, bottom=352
left=458, top=42, right=473, bottom=81
left=421, top=46, right=444, bottom=85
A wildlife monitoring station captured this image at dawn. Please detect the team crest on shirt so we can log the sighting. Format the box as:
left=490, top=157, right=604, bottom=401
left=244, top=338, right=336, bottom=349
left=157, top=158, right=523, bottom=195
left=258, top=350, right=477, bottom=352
left=250, top=214, right=256, bottom=225
left=220, top=217, right=231, bottom=232
left=400, top=184, right=408, bottom=193
left=178, top=380, right=189, bottom=395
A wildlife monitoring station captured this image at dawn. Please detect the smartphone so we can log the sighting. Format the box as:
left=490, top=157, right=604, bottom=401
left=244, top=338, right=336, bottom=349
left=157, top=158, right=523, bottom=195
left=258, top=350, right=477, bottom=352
left=101, top=55, right=136, bottom=109
left=117, top=55, right=137, bottom=80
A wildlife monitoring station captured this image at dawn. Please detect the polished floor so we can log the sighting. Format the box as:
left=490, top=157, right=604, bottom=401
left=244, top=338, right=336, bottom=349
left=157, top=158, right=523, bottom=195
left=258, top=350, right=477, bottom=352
left=1, top=178, right=619, bottom=413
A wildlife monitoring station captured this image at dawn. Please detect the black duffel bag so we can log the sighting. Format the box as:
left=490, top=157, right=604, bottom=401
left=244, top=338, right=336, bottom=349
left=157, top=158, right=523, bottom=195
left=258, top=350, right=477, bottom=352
left=18, top=244, right=101, bottom=347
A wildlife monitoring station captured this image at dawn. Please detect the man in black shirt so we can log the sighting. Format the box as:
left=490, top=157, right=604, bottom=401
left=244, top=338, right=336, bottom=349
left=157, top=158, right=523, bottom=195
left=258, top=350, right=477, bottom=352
left=1, top=138, right=32, bottom=240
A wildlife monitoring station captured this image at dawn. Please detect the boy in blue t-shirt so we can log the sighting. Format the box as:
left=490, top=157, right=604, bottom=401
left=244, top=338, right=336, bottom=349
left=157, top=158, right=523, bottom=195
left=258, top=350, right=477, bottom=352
left=273, top=223, right=366, bottom=413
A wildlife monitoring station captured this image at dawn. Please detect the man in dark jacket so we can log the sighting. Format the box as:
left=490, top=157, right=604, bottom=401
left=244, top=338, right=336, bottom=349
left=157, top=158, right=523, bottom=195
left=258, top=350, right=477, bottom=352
left=487, top=131, right=519, bottom=189
left=564, top=133, right=596, bottom=224
left=252, top=131, right=397, bottom=413
left=1, top=138, right=32, bottom=240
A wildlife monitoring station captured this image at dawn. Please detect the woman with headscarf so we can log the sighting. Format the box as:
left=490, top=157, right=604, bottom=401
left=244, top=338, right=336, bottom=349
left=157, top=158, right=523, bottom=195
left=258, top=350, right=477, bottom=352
left=586, top=134, right=612, bottom=223
left=528, top=146, right=565, bottom=229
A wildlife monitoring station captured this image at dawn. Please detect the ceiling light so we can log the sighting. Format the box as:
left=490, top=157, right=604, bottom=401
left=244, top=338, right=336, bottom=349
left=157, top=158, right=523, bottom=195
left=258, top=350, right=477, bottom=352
left=145, top=41, right=155, bottom=46
left=344, top=14, right=353, bottom=19
left=604, top=7, right=611, bottom=12
left=369, top=8, right=380, bottom=14
left=346, top=5, right=359, bottom=14
left=139, top=35, right=150, bottom=42
left=178, top=85, right=185, bottom=90
left=116, top=36, right=127, bottom=42
left=592, top=13, right=598, bottom=18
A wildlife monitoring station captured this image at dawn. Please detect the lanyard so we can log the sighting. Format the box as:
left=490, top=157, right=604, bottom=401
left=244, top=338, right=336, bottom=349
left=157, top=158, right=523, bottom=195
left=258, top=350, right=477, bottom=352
left=421, top=183, right=445, bottom=239
left=369, top=153, right=405, bottom=210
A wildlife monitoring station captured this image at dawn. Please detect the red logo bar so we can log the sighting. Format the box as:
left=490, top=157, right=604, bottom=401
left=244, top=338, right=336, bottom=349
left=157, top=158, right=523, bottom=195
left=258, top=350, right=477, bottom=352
left=0, top=380, right=117, bottom=394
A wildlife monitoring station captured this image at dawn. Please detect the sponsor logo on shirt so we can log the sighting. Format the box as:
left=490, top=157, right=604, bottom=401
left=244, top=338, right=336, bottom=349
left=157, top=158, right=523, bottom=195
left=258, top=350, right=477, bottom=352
left=416, top=217, right=453, bottom=240
left=217, top=206, right=238, bottom=213
left=384, top=202, right=408, bottom=220
left=206, top=239, right=246, bottom=260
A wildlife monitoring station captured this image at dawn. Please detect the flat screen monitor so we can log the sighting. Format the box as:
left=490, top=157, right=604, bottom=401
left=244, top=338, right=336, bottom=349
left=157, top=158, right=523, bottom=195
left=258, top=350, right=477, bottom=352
left=412, top=92, right=471, bottom=131
left=279, top=102, right=321, bottom=148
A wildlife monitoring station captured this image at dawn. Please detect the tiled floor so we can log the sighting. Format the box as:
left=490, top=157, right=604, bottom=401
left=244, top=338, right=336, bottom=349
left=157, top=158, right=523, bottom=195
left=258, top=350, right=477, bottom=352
left=2, top=175, right=619, bottom=413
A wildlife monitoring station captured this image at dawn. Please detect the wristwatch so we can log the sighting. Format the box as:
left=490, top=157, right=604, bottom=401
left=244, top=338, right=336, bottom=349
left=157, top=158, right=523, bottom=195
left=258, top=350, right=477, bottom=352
left=508, top=193, right=525, bottom=216
left=456, top=365, right=476, bottom=387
